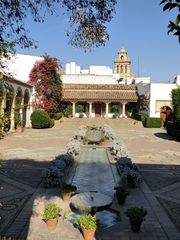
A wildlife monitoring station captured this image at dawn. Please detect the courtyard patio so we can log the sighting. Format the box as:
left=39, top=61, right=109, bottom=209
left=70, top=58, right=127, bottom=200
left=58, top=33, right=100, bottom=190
left=0, top=118, right=179, bottom=240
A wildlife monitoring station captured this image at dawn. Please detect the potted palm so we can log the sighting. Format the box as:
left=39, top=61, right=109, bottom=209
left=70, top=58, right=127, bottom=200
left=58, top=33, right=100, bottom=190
left=42, top=203, right=61, bottom=231
left=115, top=186, right=128, bottom=204
left=76, top=214, right=99, bottom=240
left=60, top=183, right=77, bottom=202
left=125, top=207, right=147, bottom=232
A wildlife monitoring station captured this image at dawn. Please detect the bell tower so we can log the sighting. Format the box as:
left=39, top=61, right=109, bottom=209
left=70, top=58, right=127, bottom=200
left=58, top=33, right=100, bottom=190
left=114, top=48, right=134, bottom=80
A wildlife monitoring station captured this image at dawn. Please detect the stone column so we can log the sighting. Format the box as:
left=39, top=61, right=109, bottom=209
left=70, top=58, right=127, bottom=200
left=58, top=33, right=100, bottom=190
left=72, top=102, right=76, bottom=117
left=25, top=106, right=30, bottom=127
left=88, top=102, right=92, bottom=118
left=0, top=96, right=6, bottom=115
left=120, top=101, right=127, bottom=118
left=10, top=97, right=15, bottom=131
left=105, top=102, right=109, bottom=118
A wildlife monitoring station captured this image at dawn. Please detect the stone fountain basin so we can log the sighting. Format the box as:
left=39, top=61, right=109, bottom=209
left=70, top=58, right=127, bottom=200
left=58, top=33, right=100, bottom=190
left=71, top=192, right=112, bottom=212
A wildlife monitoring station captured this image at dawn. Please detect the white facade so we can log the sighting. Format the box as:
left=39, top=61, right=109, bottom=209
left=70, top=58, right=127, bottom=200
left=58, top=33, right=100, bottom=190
left=89, top=65, right=113, bottom=75
left=62, top=74, right=118, bottom=84
left=63, top=62, right=120, bottom=84
left=134, top=77, right=151, bottom=84
left=1, top=53, right=43, bottom=82
left=137, top=78, right=180, bottom=118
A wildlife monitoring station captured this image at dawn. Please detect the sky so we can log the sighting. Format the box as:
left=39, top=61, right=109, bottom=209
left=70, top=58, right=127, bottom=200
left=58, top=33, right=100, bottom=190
left=16, top=0, right=180, bottom=83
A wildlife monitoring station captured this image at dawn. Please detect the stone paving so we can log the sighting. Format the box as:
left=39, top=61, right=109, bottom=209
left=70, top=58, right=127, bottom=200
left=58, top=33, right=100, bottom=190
left=0, top=118, right=179, bottom=240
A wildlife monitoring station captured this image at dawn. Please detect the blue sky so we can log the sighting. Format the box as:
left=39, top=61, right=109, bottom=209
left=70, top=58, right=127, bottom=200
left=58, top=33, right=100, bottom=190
left=17, top=0, right=180, bottom=83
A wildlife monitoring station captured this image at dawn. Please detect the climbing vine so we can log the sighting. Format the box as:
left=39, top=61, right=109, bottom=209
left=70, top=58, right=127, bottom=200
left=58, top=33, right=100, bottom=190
left=28, top=56, right=62, bottom=117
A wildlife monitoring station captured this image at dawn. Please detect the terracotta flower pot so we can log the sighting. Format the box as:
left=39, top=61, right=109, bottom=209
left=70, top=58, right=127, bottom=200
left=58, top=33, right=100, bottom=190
left=127, top=176, right=136, bottom=188
left=61, top=192, right=71, bottom=202
left=130, top=220, right=142, bottom=232
left=100, top=141, right=107, bottom=147
left=117, top=194, right=127, bottom=205
left=82, top=228, right=96, bottom=240
left=46, top=218, right=58, bottom=231
left=16, top=125, right=23, bottom=133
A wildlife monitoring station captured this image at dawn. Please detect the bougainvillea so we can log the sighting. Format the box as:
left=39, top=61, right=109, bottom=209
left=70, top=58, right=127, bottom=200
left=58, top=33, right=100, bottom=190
left=28, top=55, right=62, bottom=116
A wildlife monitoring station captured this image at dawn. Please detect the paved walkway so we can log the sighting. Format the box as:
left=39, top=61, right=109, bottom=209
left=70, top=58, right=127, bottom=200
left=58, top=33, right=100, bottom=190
left=0, top=118, right=179, bottom=239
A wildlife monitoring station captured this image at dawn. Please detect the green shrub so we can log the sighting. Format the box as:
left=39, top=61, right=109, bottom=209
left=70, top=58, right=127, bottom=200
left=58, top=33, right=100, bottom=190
left=172, top=88, right=180, bottom=125
left=76, top=214, right=99, bottom=230
left=63, top=105, right=72, bottom=117
left=112, top=113, right=118, bottom=119
left=54, top=112, right=63, bottom=120
left=76, top=104, right=84, bottom=113
left=166, top=121, right=180, bottom=141
left=79, top=113, right=84, bottom=118
left=125, top=207, right=147, bottom=224
left=60, top=183, right=77, bottom=194
left=133, top=113, right=147, bottom=121
left=31, top=109, right=51, bottom=129
left=50, top=119, right=55, bottom=128
left=43, top=203, right=61, bottom=221
left=144, top=117, right=162, bottom=128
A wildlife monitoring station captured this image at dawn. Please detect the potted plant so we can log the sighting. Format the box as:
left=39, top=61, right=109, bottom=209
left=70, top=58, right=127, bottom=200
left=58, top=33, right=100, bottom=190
left=83, top=136, right=89, bottom=145
left=14, top=111, right=23, bottom=133
left=60, top=183, right=77, bottom=202
left=122, top=167, right=142, bottom=188
left=42, top=203, right=61, bottom=231
left=115, top=186, right=128, bottom=204
left=125, top=207, right=147, bottom=232
left=99, top=136, right=107, bottom=146
left=76, top=214, right=99, bottom=240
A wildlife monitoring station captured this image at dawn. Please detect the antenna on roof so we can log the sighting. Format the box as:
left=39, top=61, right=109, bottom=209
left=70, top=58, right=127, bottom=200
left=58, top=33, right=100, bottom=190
left=138, top=56, right=140, bottom=77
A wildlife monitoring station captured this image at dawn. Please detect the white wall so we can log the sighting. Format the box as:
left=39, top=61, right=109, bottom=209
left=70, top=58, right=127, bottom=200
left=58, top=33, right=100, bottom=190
left=149, top=83, right=176, bottom=117
left=134, top=77, right=151, bottom=84
left=2, top=54, right=43, bottom=82
left=90, top=65, right=113, bottom=75
left=62, top=74, right=118, bottom=84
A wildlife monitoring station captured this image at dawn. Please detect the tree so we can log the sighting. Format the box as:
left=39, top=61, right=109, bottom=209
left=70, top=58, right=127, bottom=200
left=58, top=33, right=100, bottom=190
left=28, top=55, right=62, bottom=117
left=0, top=0, right=117, bottom=54
left=0, top=0, right=179, bottom=58
left=160, top=0, right=180, bottom=42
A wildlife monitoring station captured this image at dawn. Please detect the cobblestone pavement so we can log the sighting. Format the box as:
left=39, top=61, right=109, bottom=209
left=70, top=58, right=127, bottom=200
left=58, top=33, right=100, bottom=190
left=0, top=118, right=179, bottom=240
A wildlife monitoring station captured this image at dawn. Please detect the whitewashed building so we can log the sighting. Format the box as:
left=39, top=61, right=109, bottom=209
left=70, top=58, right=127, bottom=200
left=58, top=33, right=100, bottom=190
left=136, top=75, right=180, bottom=118
left=0, top=54, right=43, bottom=131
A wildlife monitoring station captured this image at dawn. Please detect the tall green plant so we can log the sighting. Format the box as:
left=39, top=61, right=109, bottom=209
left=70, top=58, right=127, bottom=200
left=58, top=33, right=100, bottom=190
left=172, top=88, right=180, bottom=124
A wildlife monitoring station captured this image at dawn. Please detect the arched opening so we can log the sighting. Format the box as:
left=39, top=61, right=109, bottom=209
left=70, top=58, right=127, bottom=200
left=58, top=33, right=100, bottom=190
left=23, top=90, right=30, bottom=127
left=117, top=65, right=119, bottom=73
left=125, top=66, right=127, bottom=74
left=120, top=65, right=124, bottom=73
left=14, top=87, right=23, bottom=129
left=121, top=55, right=124, bottom=61
left=160, top=106, right=172, bottom=126
left=4, top=85, right=14, bottom=131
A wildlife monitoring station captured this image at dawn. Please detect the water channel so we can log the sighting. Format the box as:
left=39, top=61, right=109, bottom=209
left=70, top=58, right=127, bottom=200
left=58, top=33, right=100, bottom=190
left=65, top=147, right=121, bottom=229
left=72, top=147, right=116, bottom=196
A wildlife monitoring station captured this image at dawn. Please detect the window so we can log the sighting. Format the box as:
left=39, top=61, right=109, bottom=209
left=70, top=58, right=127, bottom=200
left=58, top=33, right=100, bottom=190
left=120, top=65, right=123, bottom=73
left=117, top=65, right=119, bottom=73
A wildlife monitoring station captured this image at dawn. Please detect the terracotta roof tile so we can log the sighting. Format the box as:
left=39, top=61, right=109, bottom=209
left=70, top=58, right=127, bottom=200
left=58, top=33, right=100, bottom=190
left=63, top=84, right=136, bottom=90
left=62, top=90, right=138, bottom=102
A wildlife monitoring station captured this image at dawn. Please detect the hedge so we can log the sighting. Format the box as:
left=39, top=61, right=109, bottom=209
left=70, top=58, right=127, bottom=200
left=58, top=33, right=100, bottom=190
left=31, top=109, right=51, bottom=129
left=143, top=117, right=162, bottom=128
left=54, top=112, right=63, bottom=120
left=166, top=121, right=180, bottom=141
left=133, top=113, right=147, bottom=121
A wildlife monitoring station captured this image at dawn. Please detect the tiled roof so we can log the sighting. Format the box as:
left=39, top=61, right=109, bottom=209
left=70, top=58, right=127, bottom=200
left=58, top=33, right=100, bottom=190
left=62, top=84, right=138, bottom=102
left=63, top=84, right=136, bottom=90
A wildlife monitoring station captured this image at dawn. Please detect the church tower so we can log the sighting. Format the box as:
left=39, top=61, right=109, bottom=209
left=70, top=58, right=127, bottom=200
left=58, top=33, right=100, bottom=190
left=114, top=48, right=134, bottom=80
